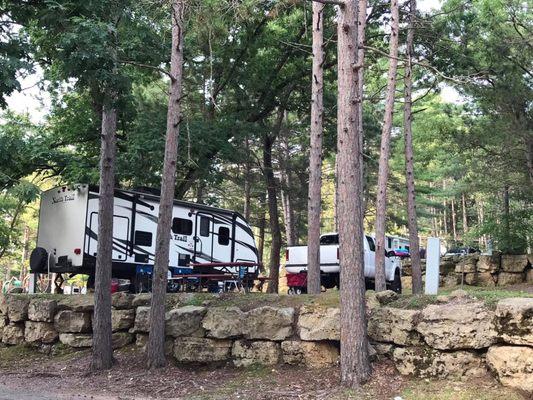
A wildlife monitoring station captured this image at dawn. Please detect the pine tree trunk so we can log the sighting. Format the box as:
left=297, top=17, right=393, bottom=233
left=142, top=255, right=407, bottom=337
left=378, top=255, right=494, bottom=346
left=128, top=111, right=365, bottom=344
left=307, top=1, right=325, bottom=295
left=337, top=0, right=371, bottom=387
left=264, top=129, right=282, bottom=293
left=451, top=197, right=457, bottom=242
left=147, top=0, right=184, bottom=369
left=374, top=0, right=399, bottom=292
left=19, top=225, right=30, bottom=282
left=280, top=119, right=297, bottom=247
left=257, top=191, right=266, bottom=268
left=243, top=135, right=251, bottom=220
left=357, top=0, right=367, bottom=198
left=461, top=193, right=468, bottom=235
left=91, top=99, right=117, bottom=371
left=503, top=185, right=510, bottom=250
left=403, top=0, right=422, bottom=295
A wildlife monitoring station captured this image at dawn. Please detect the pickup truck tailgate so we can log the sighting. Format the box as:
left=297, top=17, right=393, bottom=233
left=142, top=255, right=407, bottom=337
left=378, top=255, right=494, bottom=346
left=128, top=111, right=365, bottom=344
left=285, top=245, right=339, bottom=273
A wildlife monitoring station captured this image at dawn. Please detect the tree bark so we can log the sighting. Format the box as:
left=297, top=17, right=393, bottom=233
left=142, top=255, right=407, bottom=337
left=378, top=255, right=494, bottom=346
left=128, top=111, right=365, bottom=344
left=403, top=0, right=422, bottom=295
left=264, top=124, right=282, bottom=294
left=91, top=98, right=117, bottom=371
left=357, top=0, right=367, bottom=200
left=374, top=0, right=399, bottom=292
left=503, top=185, right=510, bottom=250
left=257, top=190, right=266, bottom=269
left=307, top=1, right=325, bottom=295
left=461, top=192, right=468, bottom=235
left=19, top=225, right=30, bottom=282
left=243, top=135, right=251, bottom=221
left=280, top=115, right=297, bottom=247
left=337, top=0, right=371, bottom=387
left=147, top=0, right=184, bottom=369
left=451, top=197, right=457, bottom=242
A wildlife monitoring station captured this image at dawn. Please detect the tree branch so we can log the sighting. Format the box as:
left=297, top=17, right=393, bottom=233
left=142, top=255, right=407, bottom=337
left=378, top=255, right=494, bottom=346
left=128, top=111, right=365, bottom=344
left=307, top=0, right=345, bottom=6
left=118, top=60, right=175, bottom=82
left=363, top=45, right=482, bottom=85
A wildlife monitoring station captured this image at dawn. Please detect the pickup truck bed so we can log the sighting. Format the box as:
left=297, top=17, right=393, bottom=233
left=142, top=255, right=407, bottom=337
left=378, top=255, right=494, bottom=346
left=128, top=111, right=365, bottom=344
left=284, top=233, right=402, bottom=293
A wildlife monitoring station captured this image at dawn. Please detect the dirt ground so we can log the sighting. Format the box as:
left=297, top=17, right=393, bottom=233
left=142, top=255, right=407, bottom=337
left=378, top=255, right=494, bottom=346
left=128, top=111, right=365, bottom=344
left=0, top=345, right=528, bottom=400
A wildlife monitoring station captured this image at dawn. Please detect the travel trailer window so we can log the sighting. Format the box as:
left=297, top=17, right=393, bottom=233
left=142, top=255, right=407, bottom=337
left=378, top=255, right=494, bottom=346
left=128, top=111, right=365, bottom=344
left=172, top=218, right=193, bottom=235
left=218, top=226, right=230, bottom=245
left=387, top=237, right=392, bottom=248
left=199, top=216, right=210, bottom=237
left=134, top=230, right=152, bottom=246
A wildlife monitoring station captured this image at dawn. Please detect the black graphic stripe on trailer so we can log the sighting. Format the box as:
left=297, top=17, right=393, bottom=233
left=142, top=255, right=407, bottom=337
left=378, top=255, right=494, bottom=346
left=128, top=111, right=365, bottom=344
left=85, top=227, right=155, bottom=258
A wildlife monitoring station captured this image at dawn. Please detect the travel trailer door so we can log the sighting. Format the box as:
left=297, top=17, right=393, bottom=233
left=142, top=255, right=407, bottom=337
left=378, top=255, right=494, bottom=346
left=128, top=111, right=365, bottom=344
left=194, top=213, right=214, bottom=262
left=88, top=213, right=130, bottom=262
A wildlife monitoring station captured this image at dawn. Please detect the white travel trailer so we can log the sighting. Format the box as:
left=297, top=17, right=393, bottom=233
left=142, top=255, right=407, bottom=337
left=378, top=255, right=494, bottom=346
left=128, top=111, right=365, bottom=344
left=30, top=185, right=259, bottom=290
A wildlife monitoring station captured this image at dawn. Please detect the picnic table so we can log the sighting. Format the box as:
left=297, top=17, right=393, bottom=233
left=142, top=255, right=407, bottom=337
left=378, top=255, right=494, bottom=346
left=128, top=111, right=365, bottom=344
left=167, top=261, right=264, bottom=293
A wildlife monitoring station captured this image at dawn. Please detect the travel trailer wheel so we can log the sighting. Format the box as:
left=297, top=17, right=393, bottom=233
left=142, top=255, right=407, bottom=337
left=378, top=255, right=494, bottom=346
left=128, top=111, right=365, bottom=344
left=29, top=247, right=48, bottom=273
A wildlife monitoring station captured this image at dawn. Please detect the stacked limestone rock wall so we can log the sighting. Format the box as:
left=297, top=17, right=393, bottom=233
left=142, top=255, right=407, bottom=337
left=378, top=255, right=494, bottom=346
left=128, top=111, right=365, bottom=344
left=402, top=253, right=532, bottom=288
left=1, top=292, right=532, bottom=394
left=455, top=254, right=532, bottom=286
left=367, top=291, right=533, bottom=394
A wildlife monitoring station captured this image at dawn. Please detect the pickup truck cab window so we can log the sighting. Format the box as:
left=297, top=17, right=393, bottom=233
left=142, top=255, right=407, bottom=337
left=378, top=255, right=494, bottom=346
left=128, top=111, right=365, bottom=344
left=320, top=234, right=339, bottom=245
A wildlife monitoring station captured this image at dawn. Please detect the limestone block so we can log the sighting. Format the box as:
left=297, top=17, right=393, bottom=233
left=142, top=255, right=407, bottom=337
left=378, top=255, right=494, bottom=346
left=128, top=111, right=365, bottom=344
left=232, top=340, right=281, bottom=367
left=417, top=301, right=497, bottom=350
left=24, top=321, right=58, bottom=344
left=281, top=340, right=338, bottom=368
left=54, top=310, right=91, bottom=333
left=111, top=308, right=135, bottom=332
left=174, top=337, right=232, bottom=363
left=28, top=298, right=57, bottom=322
left=368, top=307, right=422, bottom=346
left=243, top=306, right=293, bottom=341
left=486, top=345, right=533, bottom=394
left=202, top=307, right=244, bottom=339
left=165, top=306, right=206, bottom=338
left=298, top=306, right=339, bottom=341
left=495, top=297, right=533, bottom=346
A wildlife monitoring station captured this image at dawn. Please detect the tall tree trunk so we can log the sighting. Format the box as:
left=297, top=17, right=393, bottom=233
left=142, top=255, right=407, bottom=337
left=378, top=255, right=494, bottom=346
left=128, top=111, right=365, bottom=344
left=280, top=116, right=297, bottom=246
left=357, top=0, right=367, bottom=202
left=195, top=181, right=204, bottom=204
left=281, top=186, right=297, bottom=246
left=451, top=197, right=457, bottom=242
left=374, top=0, right=399, bottom=292
left=403, top=0, right=422, bottom=295
left=147, top=0, right=184, bottom=369
left=333, top=161, right=339, bottom=231
left=337, top=0, right=371, bottom=387
left=480, top=199, right=486, bottom=248
left=257, top=191, right=266, bottom=269
left=442, top=181, right=448, bottom=236
left=503, top=185, right=510, bottom=251
left=307, top=1, right=325, bottom=295
left=243, top=135, right=251, bottom=220
left=526, top=134, right=533, bottom=186
left=264, top=126, right=282, bottom=293
left=19, top=225, right=30, bottom=282
left=91, top=98, right=117, bottom=371
left=461, top=193, right=468, bottom=235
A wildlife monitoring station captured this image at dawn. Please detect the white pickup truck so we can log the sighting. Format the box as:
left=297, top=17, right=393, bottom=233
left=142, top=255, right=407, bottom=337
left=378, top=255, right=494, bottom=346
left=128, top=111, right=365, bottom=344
left=284, top=233, right=402, bottom=294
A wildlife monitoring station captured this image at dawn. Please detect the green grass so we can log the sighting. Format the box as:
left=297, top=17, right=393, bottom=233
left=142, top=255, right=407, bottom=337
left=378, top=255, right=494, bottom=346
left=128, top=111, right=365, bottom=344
left=399, top=379, right=524, bottom=400
left=169, top=284, right=533, bottom=311
left=440, top=285, right=533, bottom=308
left=387, top=285, right=532, bottom=310
left=0, top=344, right=37, bottom=367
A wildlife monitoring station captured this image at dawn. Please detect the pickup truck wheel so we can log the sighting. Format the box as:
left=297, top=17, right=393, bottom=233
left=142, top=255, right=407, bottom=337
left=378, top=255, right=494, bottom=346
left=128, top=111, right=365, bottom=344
left=390, top=269, right=402, bottom=294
